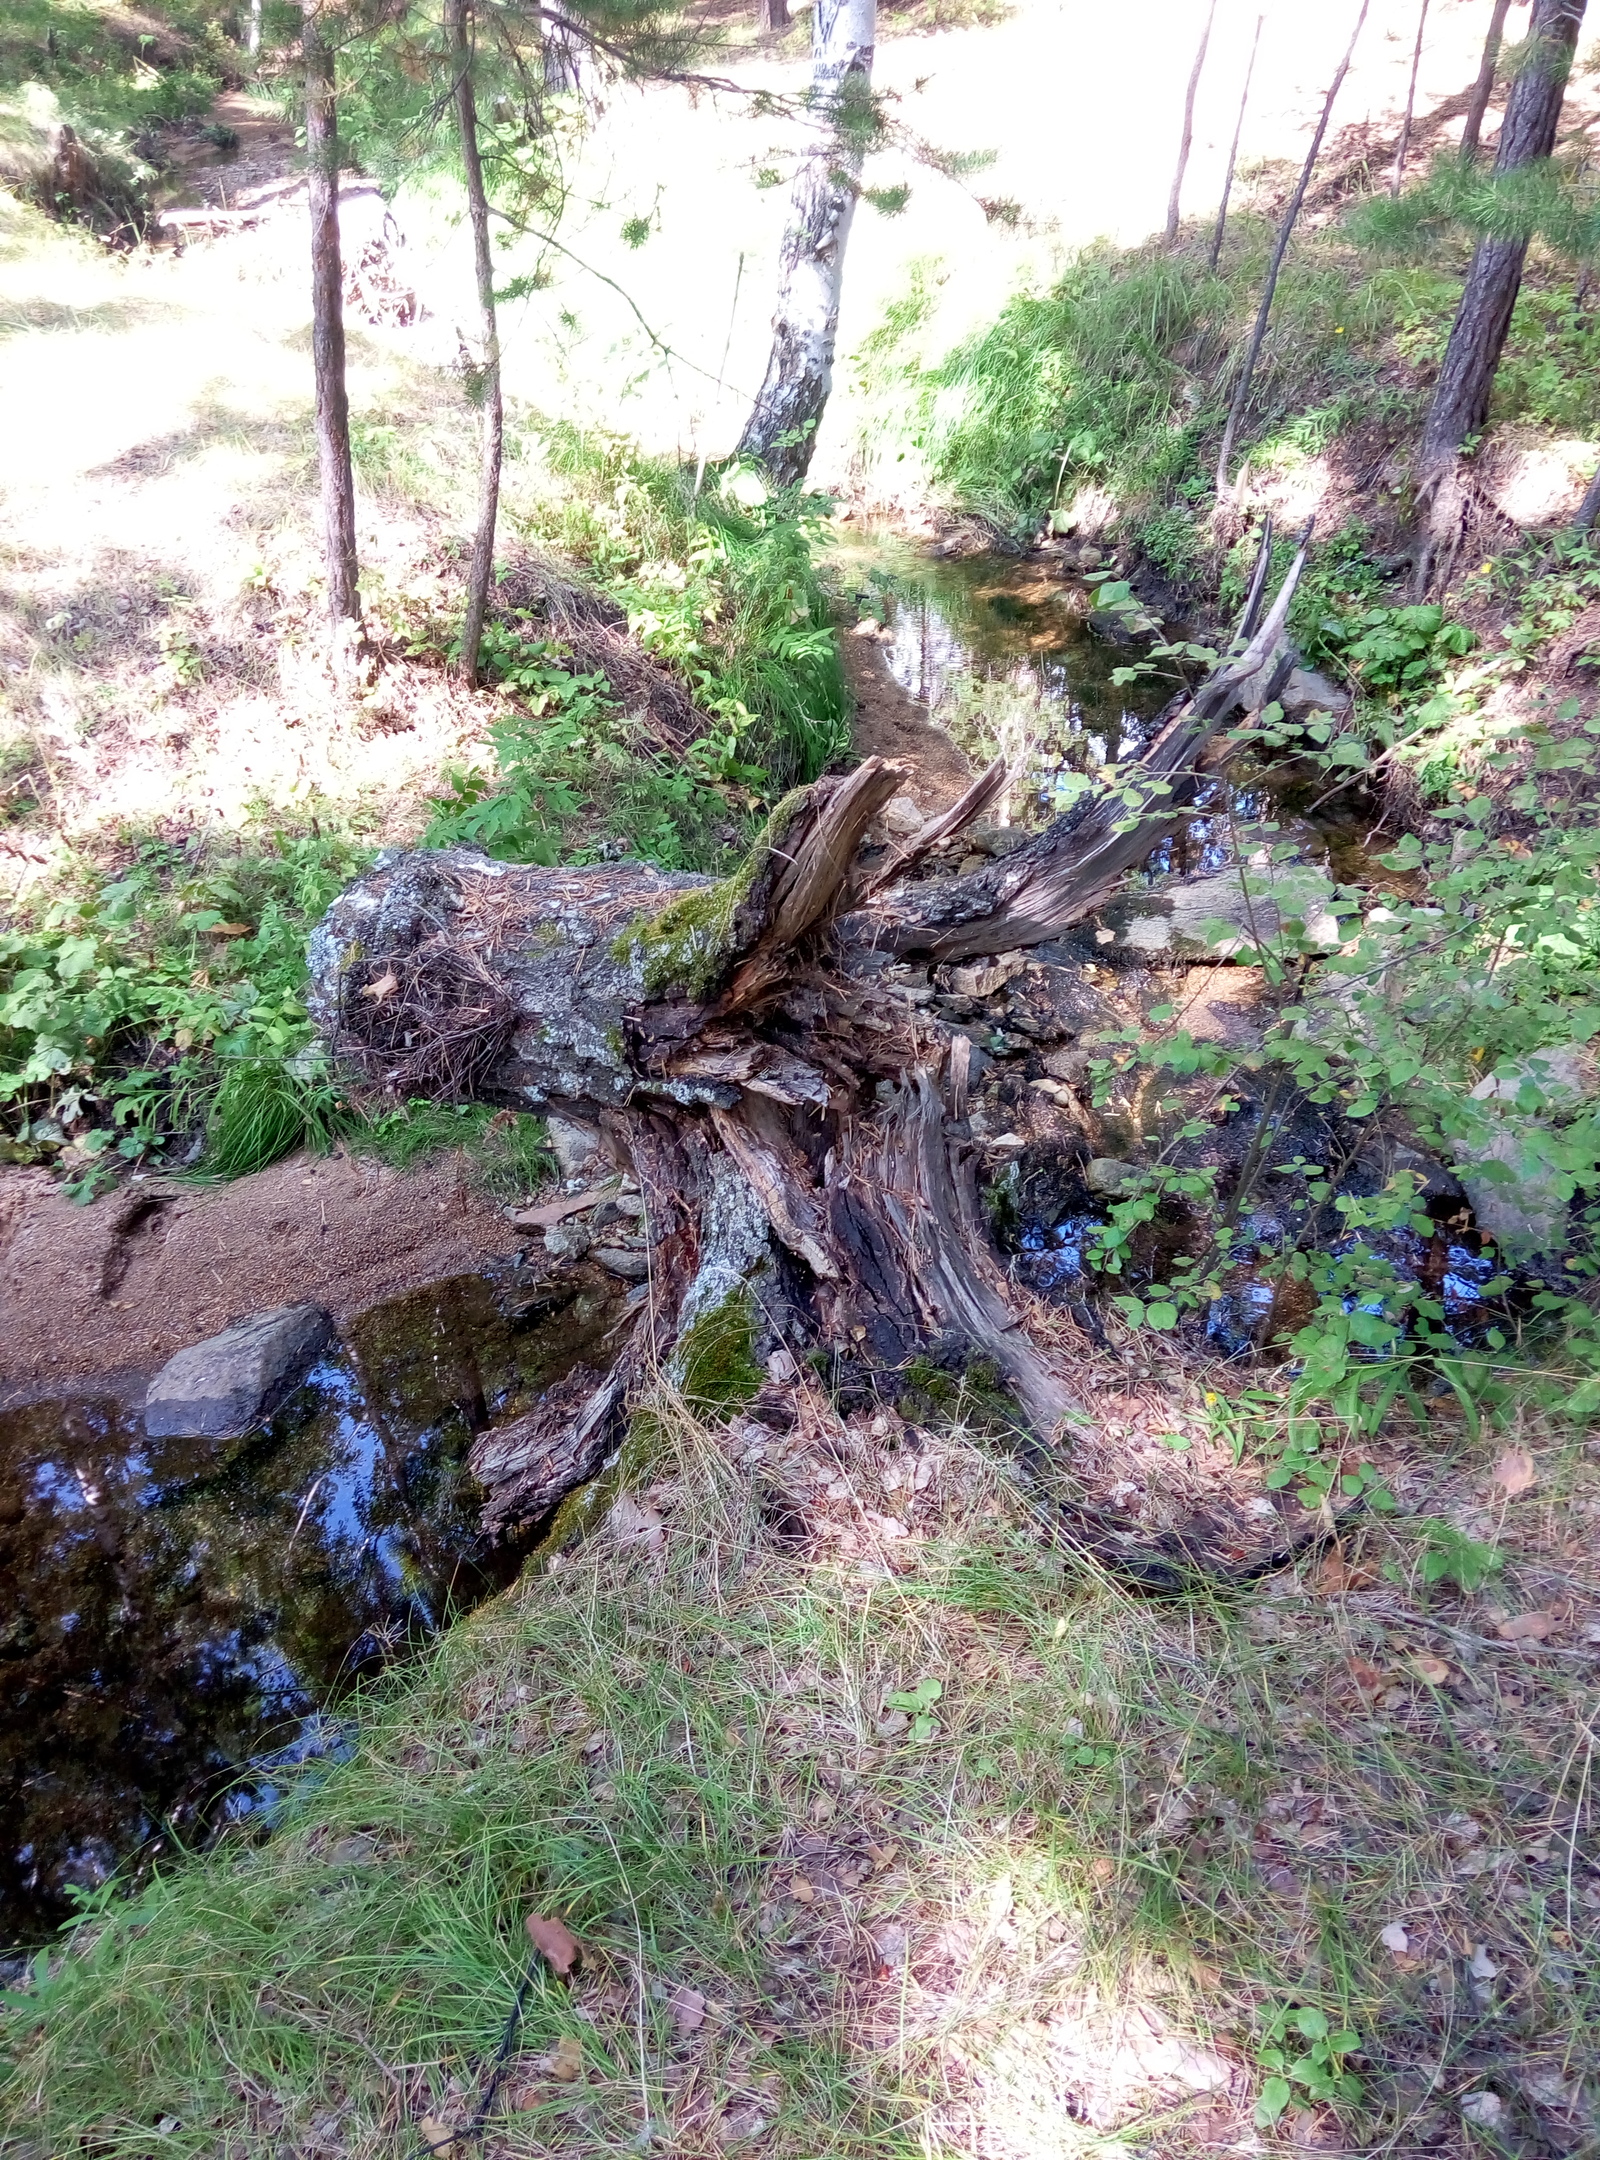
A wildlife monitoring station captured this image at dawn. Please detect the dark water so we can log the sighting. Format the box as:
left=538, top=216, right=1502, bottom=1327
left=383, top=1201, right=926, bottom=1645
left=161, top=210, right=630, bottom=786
left=832, top=536, right=1385, bottom=882
left=0, top=1267, right=629, bottom=1944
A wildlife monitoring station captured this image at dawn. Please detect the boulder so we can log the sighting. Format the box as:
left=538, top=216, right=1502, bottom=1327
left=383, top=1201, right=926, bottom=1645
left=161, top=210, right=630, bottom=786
left=546, top=1112, right=604, bottom=1180
left=144, top=1304, right=332, bottom=1439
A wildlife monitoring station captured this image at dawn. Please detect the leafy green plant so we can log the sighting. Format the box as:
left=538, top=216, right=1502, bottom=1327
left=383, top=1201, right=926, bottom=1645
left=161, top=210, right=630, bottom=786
left=1255, top=2005, right=1363, bottom=2127
left=885, top=1677, right=943, bottom=1742
left=1417, top=1519, right=1504, bottom=1595
left=1312, top=602, right=1474, bottom=699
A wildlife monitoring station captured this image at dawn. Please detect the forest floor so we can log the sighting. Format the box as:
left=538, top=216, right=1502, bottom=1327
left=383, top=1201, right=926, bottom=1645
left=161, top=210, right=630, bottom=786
left=3, top=11, right=1600, bottom=2152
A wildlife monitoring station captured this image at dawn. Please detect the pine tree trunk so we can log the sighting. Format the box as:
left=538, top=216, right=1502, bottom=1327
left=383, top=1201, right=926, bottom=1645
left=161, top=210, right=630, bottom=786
left=311, top=529, right=1308, bottom=1552
left=1461, top=0, right=1515, bottom=161
left=1390, top=0, right=1431, bottom=194
left=737, top=0, right=875, bottom=489
left=1209, top=12, right=1262, bottom=271
left=1215, top=0, right=1370, bottom=498
left=447, top=0, right=503, bottom=688
left=758, top=0, right=791, bottom=32
left=1165, top=0, right=1217, bottom=248
left=301, top=0, right=362, bottom=647
left=1417, top=0, right=1586, bottom=588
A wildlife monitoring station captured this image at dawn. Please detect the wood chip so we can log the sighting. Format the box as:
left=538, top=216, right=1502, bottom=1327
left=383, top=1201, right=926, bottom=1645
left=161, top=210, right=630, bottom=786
left=547, top=2033, right=584, bottom=2082
left=507, top=1180, right=620, bottom=1229
left=1497, top=1610, right=1555, bottom=1642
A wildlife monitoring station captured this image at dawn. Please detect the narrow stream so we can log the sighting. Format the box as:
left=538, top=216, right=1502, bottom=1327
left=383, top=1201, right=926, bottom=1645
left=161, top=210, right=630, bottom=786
left=0, top=1265, right=628, bottom=1944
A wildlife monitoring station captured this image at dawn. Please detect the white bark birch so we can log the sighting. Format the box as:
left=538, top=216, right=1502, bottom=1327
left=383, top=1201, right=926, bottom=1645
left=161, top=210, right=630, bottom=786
left=737, top=0, right=876, bottom=488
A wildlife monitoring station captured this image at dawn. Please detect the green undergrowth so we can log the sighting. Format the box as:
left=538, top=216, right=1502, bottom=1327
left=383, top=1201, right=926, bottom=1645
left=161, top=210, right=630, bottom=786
left=421, top=435, right=849, bottom=874
left=0, top=826, right=548, bottom=1197
left=852, top=209, right=1597, bottom=570
left=3, top=1390, right=1595, bottom=2155
left=0, top=0, right=230, bottom=229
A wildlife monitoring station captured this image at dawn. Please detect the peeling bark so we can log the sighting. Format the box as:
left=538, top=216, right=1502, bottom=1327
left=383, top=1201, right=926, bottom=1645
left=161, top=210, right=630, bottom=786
left=737, top=0, right=875, bottom=488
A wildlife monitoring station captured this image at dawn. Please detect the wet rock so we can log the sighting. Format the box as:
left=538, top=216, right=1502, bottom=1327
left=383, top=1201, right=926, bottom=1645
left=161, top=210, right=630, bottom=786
left=546, top=1112, right=604, bottom=1180
left=1279, top=663, right=1352, bottom=719
left=880, top=794, right=925, bottom=837
left=1453, top=1131, right=1571, bottom=1254
left=543, top=1220, right=592, bottom=1261
left=1096, top=860, right=1341, bottom=958
left=593, top=1246, right=651, bottom=1281
left=144, top=1304, right=332, bottom=1439
left=1086, top=1158, right=1136, bottom=1195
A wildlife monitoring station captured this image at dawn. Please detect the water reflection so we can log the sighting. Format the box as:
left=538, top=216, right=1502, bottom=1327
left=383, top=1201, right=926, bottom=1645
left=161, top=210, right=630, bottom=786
left=0, top=1268, right=627, bottom=1942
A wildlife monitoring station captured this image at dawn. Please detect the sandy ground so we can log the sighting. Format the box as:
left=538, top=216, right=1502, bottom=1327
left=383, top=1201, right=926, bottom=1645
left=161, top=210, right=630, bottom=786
left=0, top=1152, right=520, bottom=1394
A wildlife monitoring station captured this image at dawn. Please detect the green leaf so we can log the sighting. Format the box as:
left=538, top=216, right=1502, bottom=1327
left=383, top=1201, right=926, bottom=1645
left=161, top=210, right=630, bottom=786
left=1293, top=2007, right=1329, bottom=2042
left=1144, top=1301, right=1179, bottom=1330
left=1255, top=2077, right=1293, bottom=2128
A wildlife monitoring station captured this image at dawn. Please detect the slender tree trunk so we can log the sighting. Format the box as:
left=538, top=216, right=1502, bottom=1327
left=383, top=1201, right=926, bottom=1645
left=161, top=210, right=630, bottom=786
left=446, top=0, right=502, bottom=687
left=1461, top=0, right=1516, bottom=160
left=1209, top=12, right=1263, bottom=271
left=758, top=0, right=791, bottom=31
left=737, top=0, right=876, bottom=488
left=1574, top=459, right=1600, bottom=528
left=1215, top=0, right=1371, bottom=497
left=247, top=0, right=262, bottom=60
left=1166, top=0, right=1218, bottom=248
left=1419, top=0, right=1586, bottom=515
left=1390, top=0, right=1431, bottom=194
left=302, top=0, right=362, bottom=648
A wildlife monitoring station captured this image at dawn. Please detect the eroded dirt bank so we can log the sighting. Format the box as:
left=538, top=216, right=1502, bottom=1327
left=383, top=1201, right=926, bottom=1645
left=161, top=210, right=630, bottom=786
left=0, top=1153, right=519, bottom=1392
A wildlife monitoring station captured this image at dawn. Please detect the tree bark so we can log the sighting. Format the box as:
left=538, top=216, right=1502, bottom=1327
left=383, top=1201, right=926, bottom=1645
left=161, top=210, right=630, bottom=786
left=1417, top=0, right=1586, bottom=584
left=1420, top=0, right=1585, bottom=472
left=1461, top=0, right=1516, bottom=161
left=1390, top=0, right=1431, bottom=195
left=758, top=0, right=791, bottom=32
left=1208, top=12, right=1262, bottom=272
left=736, top=0, right=876, bottom=489
left=1215, top=0, right=1370, bottom=498
left=310, top=528, right=1308, bottom=1542
left=302, top=0, right=363, bottom=649
left=1166, top=0, right=1218, bottom=249
left=446, top=0, right=503, bottom=688
left=1574, top=458, right=1600, bottom=529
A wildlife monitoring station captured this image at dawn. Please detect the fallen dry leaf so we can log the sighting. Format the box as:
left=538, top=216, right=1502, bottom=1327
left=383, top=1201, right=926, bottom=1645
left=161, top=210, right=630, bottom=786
left=1491, top=1447, right=1537, bottom=1499
left=1347, top=1657, right=1386, bottom=1696
left=668, top=1982, right=706, bottom=2035
left=546, top=2034, right=584, bottom=2082
left=788, top=1872, right=815, bottom=1903
left=360, top=966, right=399, bottom=1003
left=1497, top=1611, right=1555, bottom=1642
left=1090, top=1855, right=1116, bottom=1883
left=1379, top=1921, right=1410, bottom=1957
left=419, top=2114, right=458, bottom=2157
left=209, top=921, right=251, bottom=938
left=1315, top=1545, right=1374, bottom=1595
left=1412, top=1654, right=1452, bottom=1686
left=526, top=1911, right=582, bottom=1977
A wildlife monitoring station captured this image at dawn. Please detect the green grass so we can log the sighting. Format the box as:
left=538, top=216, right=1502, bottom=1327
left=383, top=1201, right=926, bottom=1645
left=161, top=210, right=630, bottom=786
left=4, top=1382, right=1595, bottom=2155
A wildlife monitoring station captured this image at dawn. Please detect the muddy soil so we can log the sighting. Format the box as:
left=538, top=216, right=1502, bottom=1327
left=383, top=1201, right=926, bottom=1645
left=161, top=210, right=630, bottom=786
left=841, top=626, right=974, bottom=812
left=0, top=1152, right=519, bottom=1393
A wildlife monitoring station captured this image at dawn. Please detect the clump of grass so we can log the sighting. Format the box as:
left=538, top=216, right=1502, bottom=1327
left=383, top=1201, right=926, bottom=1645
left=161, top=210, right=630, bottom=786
left=203, top=1057, right=344, bottom=1178
left=6, top=1374, right=1591, bottom=2156
left=353, top=1098, right=554, bottom=1200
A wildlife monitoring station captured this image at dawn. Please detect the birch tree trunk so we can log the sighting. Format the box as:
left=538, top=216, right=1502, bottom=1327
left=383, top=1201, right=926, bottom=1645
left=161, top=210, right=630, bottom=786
left=1417, top=0, right=1586, bottom=583
left=1461, top=0, right=1516, bottom=161
left=301, top=0, right=363, bottom=653
left=1165, top=0, right=1217, bottom=248
left=736, top=0, right=876, bottom=488
left=446, top=0, right=503, bottom=687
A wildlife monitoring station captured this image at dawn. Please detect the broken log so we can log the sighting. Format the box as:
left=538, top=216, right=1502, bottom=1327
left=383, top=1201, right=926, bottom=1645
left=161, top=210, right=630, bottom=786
left=310, top=526, right=1309, bottom=1538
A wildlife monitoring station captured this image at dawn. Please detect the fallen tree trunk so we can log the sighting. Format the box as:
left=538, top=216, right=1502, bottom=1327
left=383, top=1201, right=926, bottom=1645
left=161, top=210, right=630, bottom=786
left=310, top=527, right=1308, bottom=1538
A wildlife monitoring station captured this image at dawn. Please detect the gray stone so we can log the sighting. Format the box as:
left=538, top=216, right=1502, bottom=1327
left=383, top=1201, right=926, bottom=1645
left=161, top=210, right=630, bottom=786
left=1086, top=1157, right=1137, bottom=1195
left=1470, top=1044, right=1598, bottom=1108
left=546, top=1112, right=604, bottom=1180
left=542, top=1220, right=592, bottom=1261
left=1279, top=664, right=1352, bottom=719
left=145, top=1304, right=332, bottom=1439
left=593, top=1245, right=651, bottom=1281
left=1454, top=1128, right=1571, bottom=1254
